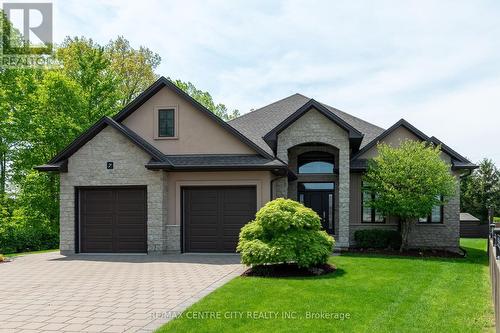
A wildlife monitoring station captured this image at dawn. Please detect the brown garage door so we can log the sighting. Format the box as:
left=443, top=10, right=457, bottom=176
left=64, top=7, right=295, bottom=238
left=183, top=186, right=257, bottom=253
left=79, top=187, right=147, bottom=253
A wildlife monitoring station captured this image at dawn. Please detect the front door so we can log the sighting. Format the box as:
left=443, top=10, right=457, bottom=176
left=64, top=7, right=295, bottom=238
left=298, top=182, right=334, bottom=234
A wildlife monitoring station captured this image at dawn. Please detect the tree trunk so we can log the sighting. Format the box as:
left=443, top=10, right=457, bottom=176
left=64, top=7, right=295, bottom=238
left=399, top=218, right=412, bottom=252
left=0, top=147, right=6, bottom=196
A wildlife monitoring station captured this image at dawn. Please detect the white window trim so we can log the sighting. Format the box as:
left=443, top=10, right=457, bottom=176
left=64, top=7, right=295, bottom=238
left=154, top=105, right=179, bottom=140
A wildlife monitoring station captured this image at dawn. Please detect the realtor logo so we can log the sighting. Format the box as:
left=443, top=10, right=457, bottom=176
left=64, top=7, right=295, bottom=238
left=2, top=2, right=53, bottom=54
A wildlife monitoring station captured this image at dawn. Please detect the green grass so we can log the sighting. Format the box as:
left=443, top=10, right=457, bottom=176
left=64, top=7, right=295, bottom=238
left=3, top=248, right=58, bottom=258
left=157, top=239, right=493, bottom=333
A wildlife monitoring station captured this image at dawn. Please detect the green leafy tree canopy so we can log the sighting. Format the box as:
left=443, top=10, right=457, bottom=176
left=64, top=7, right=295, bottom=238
left=364, top=140, right=456, bottom=250
left=461, top=158, right=500, bottom=222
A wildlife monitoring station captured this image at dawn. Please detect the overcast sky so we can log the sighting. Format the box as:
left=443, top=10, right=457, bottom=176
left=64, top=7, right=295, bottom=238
left=36, top=1, right=500, bottom=164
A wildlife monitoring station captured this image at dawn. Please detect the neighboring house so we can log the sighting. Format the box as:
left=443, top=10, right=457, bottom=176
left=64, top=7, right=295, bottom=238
left=36, top=77, right=477, bottom=255
left=459, top=213, right=487, bottom=238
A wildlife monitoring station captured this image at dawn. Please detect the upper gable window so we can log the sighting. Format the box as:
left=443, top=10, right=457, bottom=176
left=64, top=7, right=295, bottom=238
left=298, top=151, right=335, bottom=174
left=155, top=107, right=177, bottom=139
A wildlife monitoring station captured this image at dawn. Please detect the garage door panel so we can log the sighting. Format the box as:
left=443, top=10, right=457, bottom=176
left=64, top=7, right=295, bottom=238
left=115, top=227, right=146, bottom=237
left=80, top=187, right=147, bottom=253
left=188, top=215, right=218, bottom=225
left=189, top=241, right=217, bottom=251
left=84, top=242, right=114, bottom=253
left=83, top=216, right=113, bottom=224
left=184, top=186, right=256, bottom=253
left=189, top=228, right=218, bottom=237
left=116, top=242, right=147, bottom=253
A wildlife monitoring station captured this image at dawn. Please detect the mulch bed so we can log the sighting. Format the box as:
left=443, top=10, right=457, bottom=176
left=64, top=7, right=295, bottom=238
left=242, top=263, right=336, bottom=277
left=347, top=248, right=465, bottom=258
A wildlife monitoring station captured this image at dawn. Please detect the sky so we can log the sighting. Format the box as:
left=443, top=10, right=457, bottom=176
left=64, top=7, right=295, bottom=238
left=14, top=0, right=500, bottom=164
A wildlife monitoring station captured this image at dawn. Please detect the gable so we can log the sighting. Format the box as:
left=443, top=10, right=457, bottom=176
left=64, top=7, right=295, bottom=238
left=263, top=99, right=363, bottom=154
left=359, top=126, right=420, bottom=159
left=358, top=125, right=452, bottom=163
left=278, top=107, right=350, bottom=147
left=66, top=125, right=152, bottom=174
left=122, top=86, right=258, bottom=155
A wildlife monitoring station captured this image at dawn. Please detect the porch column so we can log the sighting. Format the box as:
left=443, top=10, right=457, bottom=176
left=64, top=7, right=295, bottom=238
left=337, top=147, right=350, bottom=248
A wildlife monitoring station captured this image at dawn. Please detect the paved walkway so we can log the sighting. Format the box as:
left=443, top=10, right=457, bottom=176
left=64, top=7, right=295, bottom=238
left=0, top=252, right=244, bottom=333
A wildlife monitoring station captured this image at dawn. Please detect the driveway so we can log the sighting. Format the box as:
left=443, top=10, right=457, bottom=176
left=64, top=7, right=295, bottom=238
left=0, top=252, right=244, bottom=333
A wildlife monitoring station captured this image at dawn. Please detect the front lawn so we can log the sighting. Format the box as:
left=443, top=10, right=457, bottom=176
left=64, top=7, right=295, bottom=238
left=157, top=239, right=493, bottom=333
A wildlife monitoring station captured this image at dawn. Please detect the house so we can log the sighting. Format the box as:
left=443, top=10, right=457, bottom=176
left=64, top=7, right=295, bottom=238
left=36, top=77, right=477, bottom=255
left=459, top=213, right=487, bottom=238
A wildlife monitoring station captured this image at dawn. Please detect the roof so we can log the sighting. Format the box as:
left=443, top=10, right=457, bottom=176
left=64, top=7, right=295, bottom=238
left=228, top=93, right=385, bottom=155
left=36, top=77, right=475, bottom=173
left=350, top=119, right=477, bottom=170
left=114, top=76, right=273, bottom=159
left=351, top=119, right=431, bottom=160
left=460, top=213, right=480, bottom=222
left=262, top=99, right=364, bottom=153
left=35, top=117, right=167, bottom=171
left=146, top=154, right=287, bottom=174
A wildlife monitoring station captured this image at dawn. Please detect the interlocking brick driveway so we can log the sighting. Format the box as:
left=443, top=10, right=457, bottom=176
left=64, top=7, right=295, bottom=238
left=0, top=252, right=244, bottom=333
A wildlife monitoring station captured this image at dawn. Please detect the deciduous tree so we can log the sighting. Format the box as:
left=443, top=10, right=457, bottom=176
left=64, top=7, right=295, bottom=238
left=364, top=140, right=456, bottom=251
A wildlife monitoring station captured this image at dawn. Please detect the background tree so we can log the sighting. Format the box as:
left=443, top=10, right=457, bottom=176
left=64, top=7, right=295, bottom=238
left=172, top=79, right=240, bottom=120
left=0, top=15, right=243, bottom=253
left=461, top=159, right=500, bottom=222
left=106, top=36, right=161, bottom=107
left=364, top=140, right=456, bottom=251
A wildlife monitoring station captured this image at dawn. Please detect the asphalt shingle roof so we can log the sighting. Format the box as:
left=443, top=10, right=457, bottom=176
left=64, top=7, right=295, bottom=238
left=228, top=93, right=385, bottom=155
left=164, top=154, right=285, bottom=167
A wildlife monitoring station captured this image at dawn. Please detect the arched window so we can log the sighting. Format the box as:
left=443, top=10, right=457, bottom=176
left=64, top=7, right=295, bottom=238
left=298, top=151, right=335, bottom=174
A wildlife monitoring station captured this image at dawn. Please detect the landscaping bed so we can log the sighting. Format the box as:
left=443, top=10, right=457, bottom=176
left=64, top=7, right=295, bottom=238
left=242, top=263, right=336, bottom=277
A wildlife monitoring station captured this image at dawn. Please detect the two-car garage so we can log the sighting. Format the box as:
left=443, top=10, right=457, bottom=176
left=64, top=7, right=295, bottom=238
left=77, top=186, right=257, bottom=254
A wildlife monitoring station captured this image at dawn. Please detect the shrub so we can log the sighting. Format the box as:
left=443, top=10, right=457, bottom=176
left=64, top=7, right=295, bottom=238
left=354, top=229, right=402, bottom=249
left=237, top=198, right=334, bottom=268
left=0, top=211, right=58, bottom=254
left=0, top=254, right=4, bottom=262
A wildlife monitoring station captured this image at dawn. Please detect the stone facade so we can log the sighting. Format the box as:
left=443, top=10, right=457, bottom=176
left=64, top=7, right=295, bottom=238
left=59, top=126, right=167, bottom=255
left=349, top=172, right=461, bottom=252
left=58, top=110, right=462, bottom=254
left=407, top=174, right=461, bottom=251
left=274, top=108, right=351, bottom=247
left=165, top=225, right=181, bottom=253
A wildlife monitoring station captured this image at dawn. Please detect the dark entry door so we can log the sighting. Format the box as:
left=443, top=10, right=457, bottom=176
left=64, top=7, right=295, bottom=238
left=298, top=183, right=334, bottom=234
left=183, top=186, right=257, bottom=253
left=79, top=187, right=147, bottom=253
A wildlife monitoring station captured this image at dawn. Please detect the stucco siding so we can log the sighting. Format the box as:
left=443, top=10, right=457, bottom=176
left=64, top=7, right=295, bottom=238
left=122, top=86, right=257, bottom=155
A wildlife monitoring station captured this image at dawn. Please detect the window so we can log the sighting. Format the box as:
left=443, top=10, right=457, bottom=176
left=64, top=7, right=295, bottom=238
left=419, top=196, right=443, bottom=223
left=298, top=182, right=335, bottom=191
left=158, top=109, right=175, bottom=137
left=298, top=152, right=335, bottom=174
left=361, top=183, right=384, bottom=223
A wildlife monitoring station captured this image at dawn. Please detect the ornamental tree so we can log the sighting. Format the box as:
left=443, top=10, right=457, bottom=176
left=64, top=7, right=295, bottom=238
left=237, top=198, right=334, bottom=268
left=363, top=140, right=456, bottom=251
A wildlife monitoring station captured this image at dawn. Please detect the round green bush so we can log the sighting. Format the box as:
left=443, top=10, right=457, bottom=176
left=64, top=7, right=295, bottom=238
left=237, top=198, right=335, bottom=268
